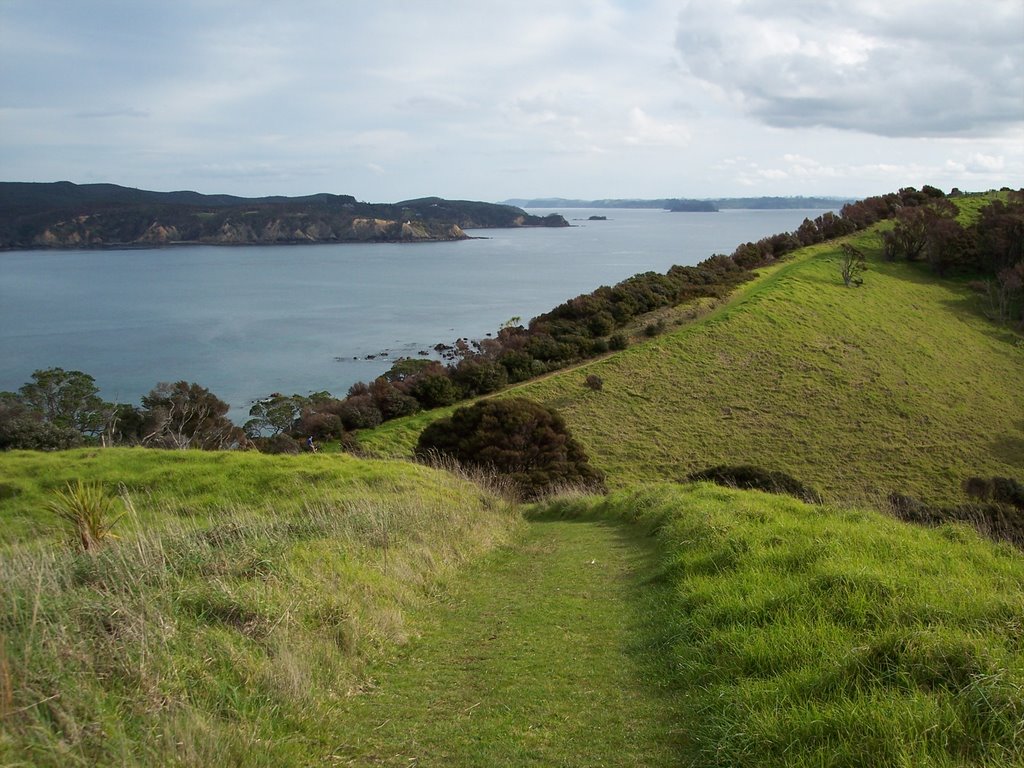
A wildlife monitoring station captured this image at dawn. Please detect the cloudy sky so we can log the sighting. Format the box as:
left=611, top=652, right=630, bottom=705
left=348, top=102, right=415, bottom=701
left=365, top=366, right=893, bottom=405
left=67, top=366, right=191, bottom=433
left=1, top=0, right=1021, bottom=201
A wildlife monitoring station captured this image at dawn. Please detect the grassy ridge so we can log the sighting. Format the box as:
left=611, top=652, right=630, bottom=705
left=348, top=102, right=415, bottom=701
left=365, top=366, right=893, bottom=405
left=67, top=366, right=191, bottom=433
left=0, top=449, right=523, bottom=766
left=0, top=448, right=478, bottom=545
left=362, top=231, right=1024, bottom=504
left=541, top=484, right=1024, bottom=767
left=526, top=233, right=1024, bottom=502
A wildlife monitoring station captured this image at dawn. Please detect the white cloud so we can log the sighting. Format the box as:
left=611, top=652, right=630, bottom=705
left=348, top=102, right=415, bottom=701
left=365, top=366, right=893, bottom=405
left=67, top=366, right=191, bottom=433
left=0, top=0, right=1020, bottom=199
left=674, top=0, right=1024, bottom=137
left=623, top=107, right=691, bottom=147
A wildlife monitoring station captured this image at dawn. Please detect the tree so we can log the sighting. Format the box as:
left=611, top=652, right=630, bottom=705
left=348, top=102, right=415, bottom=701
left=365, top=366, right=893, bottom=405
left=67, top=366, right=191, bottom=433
left=140, top=381, right=245, bottom=449
left=16, top=367, right=113, bottom=437
left=976, top=197, right=1024, bottom=276
left=410, top=372, right=462, bottom=408
left=450, top=358, right=509, bottom=397
left=838, top=244, right=867, bottom=287
left=369, top=378, right=421, bottom=420
left=415, top=397, right=605, bottom=499
left=0, top=395, right=83, bottom=450
left=338, top=395, right=383, bottom=430
left=245, top=393, right=304, bottom=438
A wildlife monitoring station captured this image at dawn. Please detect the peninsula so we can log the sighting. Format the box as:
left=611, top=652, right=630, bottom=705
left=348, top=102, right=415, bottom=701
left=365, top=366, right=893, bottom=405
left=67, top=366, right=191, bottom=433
left=0, top=182, right=569, bottom=249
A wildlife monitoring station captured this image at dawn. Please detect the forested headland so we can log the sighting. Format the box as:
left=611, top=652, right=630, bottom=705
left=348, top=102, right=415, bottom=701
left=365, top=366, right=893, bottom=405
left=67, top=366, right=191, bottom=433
left=0, top=182, right=568, bottom=249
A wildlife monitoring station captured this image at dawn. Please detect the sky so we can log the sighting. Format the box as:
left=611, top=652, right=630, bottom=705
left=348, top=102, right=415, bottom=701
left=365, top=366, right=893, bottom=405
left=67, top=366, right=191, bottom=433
left=1, top=0, right=1021, bottom=202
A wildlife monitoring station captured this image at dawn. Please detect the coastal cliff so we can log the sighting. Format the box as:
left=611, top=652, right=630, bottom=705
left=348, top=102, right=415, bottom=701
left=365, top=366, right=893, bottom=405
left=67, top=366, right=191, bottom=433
left=0, top=182, right=568, bottom=249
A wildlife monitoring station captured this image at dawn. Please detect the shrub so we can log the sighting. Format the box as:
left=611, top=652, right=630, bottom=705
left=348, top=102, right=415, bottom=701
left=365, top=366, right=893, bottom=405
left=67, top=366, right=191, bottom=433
left=450, top=358, right=509, bottom=396
left=888, top=491, right=1024, bottom=546
left=687, top=465, right=823, bottom=503
left=295, top=411, right=344, bottom=440
left=991, top=476, right=1024, bottom=510
left=338, top=431, right=365, bottom=456
left=369, top=380, right=420, bottom=421
left=410, top=373, right=462, bottom=408
left=338, top=395, right=383, bottom=430
left=643, top=320, right=665, bottom=338
left=964, top=476, right=1024, bottom=510
left=964, top=476, right=994, bottom=501
left=140, top=381, right=245, bottom=450
left=47, top=480, right=124, bottom=552
left=0, top=402, right=84, bottom=450
left=584, top=374, right=603, bottom=391
left=415, top=398, right=605, bottom=499
left=255, top=433, right=301, bottom=454
left=608, top=333, right=628, bottom=351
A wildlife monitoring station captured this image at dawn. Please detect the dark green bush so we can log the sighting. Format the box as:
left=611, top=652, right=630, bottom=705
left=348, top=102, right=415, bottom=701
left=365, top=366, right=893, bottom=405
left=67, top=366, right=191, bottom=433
left=888, top=491, right=1024, bottom=547
left=687, top=465, right=823, bottom=503
left=450, top=358, right=509, bottom=396
left=415, top=397, right=605, bottom=499
left=608, top=333, right=628, bottom=351
left=410, top=373, right=462, bottom=408
left=255, top=434, right=301, bottom=454
left=991, top=477, right=1024, bottom=510
left=337, top=395, right=383, bottom=430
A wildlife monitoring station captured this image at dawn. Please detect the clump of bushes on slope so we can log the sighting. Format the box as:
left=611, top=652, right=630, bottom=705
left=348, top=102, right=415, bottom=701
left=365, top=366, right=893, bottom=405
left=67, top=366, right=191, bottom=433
left=0, top=368, right=247, bottom=451
left=880, top=189, right=1024, bottom=324
left=540, top=483, right=1024, bottom=768
left=415, top=397, right=605, bottom=499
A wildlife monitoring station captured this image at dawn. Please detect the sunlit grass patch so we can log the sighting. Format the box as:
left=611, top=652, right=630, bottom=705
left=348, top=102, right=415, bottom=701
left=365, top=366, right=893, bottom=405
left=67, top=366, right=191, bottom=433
left=540, top=483, right=1024, bottom=767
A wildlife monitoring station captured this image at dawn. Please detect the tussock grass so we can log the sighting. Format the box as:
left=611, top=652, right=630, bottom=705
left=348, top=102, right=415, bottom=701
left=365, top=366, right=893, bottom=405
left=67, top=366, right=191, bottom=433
left=0, top=449, right=522, bottom=766
left=540, top=483, right=1024, bottom=767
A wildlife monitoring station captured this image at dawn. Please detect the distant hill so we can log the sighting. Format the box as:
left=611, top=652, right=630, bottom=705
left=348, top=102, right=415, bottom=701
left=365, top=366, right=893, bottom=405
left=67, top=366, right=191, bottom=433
left=502, top=196, right=852, bottom=210
left=0, top=182, right=569, bottom=249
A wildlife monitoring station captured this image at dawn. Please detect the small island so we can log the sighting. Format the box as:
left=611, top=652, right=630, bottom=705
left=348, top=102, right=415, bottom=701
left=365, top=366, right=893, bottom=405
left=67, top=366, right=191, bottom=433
left=588, top=215, right=607, bottom=221
left=667, top=200, right=718, bottom=212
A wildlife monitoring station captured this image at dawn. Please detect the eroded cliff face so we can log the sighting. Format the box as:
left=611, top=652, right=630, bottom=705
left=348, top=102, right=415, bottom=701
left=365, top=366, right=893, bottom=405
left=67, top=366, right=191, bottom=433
left=28, top=214, right=467, bottom=247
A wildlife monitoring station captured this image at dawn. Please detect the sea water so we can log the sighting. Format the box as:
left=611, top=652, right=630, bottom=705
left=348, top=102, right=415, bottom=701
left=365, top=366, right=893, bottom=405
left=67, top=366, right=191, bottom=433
left=0, top=208, right=831, bottom=417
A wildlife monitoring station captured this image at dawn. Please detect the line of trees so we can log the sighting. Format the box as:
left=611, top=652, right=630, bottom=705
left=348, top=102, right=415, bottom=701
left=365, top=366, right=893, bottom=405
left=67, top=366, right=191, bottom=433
left=878, top=190, right=1024, bottom=324
left=0, top=369, right=244, bottom=451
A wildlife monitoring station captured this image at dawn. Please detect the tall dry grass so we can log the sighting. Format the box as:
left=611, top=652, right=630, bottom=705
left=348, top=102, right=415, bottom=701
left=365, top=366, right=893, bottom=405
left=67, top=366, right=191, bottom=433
left=0, top=465, right=522, bottom=766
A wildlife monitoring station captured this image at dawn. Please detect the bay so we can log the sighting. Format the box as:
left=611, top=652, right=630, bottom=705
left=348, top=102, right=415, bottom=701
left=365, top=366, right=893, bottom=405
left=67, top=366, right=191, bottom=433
left=0, top=207, right=831, bottom=418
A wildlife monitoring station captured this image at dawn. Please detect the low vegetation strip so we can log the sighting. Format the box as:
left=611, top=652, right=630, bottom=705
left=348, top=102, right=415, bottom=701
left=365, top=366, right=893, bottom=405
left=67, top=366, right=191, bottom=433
left=330, top=517, right=683, bottom=766
left=0, top=449, right=522, bottom=766
left=542, top=483, right=1024, bottom=767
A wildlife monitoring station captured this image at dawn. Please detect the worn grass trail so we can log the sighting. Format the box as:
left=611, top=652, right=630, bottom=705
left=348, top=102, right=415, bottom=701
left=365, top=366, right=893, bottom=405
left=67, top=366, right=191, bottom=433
left=333, top=518, right=683, bottom=766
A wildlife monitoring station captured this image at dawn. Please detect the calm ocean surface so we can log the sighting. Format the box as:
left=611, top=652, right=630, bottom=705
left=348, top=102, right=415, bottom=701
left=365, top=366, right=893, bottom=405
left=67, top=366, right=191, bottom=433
left=0, top=207, right=830, bottom=417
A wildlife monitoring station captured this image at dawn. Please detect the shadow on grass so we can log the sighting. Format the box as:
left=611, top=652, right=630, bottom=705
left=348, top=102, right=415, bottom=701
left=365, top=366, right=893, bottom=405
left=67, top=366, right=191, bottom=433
left=989, top=421, right=1024, bottom=465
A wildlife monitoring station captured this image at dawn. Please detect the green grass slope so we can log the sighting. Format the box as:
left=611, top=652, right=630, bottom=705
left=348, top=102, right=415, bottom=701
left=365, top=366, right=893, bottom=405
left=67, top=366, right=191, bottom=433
left=0, top=449, right=522, bottom=766
left=532, top=235, right=1024, bottom=502
left=543, top=483, right=1024, bottom=767
left=364, top=231, right=1024, bottom=504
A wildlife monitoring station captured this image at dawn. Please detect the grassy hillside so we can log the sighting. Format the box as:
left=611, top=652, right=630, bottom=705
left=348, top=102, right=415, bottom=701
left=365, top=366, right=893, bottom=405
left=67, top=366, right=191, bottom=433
left=0, top=449, right=522, bottom=766
left=362, top=229, right=1024, bottom=504
left=542, top=483, right=1024, bottom=767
